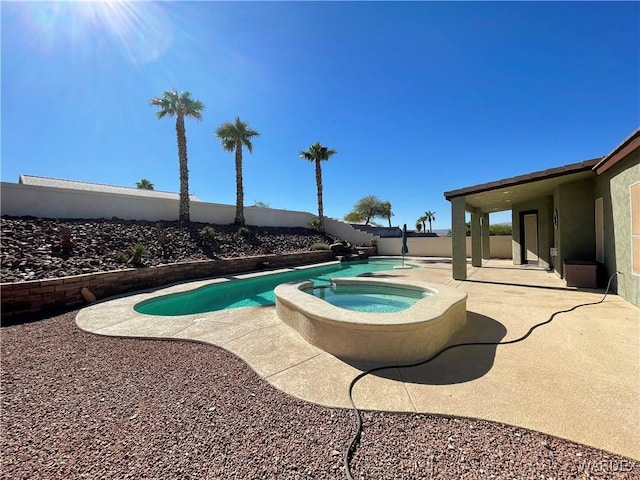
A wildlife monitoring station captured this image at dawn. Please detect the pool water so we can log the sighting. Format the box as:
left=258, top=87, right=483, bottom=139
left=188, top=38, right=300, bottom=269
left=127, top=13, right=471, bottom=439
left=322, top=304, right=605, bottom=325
left=303, top=284, right=429, bottom=313
left=135, top=258, right=415, bottom=316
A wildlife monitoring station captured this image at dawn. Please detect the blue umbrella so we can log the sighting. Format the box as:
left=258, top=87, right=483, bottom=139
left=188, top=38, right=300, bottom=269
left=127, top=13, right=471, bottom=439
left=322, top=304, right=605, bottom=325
left=401, top=223, right=409, bottom=266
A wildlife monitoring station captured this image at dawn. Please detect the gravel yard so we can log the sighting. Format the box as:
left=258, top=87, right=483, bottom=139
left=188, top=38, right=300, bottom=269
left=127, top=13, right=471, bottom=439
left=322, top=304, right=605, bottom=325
left=2, top=311, right=637, bottom=480
left=0, top=217, right=338, bottom=283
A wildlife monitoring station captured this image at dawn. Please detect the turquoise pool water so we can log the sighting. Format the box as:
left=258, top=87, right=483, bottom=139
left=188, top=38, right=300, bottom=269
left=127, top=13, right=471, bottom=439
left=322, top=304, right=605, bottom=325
left=135, top=258, right=415, bottom=316
left=303, top=284, right=429, bottom=313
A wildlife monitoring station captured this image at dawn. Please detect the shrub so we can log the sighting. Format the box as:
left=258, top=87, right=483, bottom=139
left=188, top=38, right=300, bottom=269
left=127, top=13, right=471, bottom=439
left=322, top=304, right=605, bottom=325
left=116, top=244, right=147, bottom=267
left=128, top=244, right=147, bottom=266
left=237, top=226, right=250, bottom=237
left=310, top=242, right=330, bottom=251
left=370, top=238, right=378, bottom=246
left=200, top=225, right=216, bottom=239
left=115, top=251, right=129, bottom=264
left=307, top=217, right=321, bottom=231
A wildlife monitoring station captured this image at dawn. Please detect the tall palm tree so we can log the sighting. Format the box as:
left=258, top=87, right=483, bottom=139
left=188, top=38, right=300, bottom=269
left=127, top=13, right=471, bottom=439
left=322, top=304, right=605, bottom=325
left=299, top=142, right=337, bottom=232
left=135, top=178, right=154, bottom=190
left=150, top=90, right=204, bottom=226
left=424, top=210, right=436, bottom=233
left=216, top=117, right=260, bottom=226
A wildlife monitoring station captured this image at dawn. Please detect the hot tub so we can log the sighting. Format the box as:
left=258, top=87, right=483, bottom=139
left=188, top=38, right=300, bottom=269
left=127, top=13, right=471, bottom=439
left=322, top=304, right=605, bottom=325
left=274, top=277, right=467, bottom=363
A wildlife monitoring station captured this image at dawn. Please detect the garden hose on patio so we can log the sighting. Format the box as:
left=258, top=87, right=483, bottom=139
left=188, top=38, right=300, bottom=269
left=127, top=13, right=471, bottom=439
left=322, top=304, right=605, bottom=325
left=343, top=271, right=622, bottom=480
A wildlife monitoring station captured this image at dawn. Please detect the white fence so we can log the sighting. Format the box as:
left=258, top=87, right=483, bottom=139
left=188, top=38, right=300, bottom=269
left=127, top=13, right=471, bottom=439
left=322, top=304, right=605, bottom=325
left=377, top=235, right=513, bottom=259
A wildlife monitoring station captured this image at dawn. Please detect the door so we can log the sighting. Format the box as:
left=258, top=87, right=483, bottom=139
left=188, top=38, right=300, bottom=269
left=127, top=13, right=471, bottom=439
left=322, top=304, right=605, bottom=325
left=522, top=213, right=539, bottom=264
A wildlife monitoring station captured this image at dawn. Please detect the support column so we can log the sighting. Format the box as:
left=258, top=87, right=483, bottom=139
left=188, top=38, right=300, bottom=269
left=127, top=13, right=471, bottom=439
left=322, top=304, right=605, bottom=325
left=481, top=213, right=490, bottom=260
left=471, top=210, right=482, bottom=267
left=451, top=197, right=467, bottom=280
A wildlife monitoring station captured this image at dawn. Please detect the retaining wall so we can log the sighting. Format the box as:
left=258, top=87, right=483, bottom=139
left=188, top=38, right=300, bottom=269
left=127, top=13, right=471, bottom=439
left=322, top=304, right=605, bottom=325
left=1, top=250, right=334, bottom=319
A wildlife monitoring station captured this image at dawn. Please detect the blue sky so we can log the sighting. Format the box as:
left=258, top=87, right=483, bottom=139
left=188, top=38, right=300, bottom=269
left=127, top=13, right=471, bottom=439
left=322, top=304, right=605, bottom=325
left=2, top=1, right=638, bottom=231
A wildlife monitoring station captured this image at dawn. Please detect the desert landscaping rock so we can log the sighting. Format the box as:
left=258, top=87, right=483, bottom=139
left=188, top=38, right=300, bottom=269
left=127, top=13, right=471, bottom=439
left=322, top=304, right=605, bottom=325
left=1, top=216, right=337, bottom=283
left=1, top=312, right=637, bottom=479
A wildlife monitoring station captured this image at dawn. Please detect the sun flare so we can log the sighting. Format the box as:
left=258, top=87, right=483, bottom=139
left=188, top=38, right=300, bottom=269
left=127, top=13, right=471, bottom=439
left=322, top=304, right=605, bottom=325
left=18, top=0, right=173, bottom=65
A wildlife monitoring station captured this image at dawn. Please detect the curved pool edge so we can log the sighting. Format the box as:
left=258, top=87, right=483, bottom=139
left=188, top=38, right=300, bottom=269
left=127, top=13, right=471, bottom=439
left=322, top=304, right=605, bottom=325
left=275, top=277, right=468, bottom=363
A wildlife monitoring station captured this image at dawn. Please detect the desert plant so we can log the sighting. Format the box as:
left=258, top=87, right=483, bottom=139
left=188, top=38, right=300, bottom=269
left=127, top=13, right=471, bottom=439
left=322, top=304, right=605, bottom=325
left=127, top=244, right=147, bottom=266
left=237, top=226, right=250, bottom=237
left=415, top=222, right=423, bottom=233
left=307, top=217, right=322, bottom=231
left=200, top=225, right=216, bottom=239
left=310, top=242, right=330, bottom=251
left=115, top=251, right=129, bottom=264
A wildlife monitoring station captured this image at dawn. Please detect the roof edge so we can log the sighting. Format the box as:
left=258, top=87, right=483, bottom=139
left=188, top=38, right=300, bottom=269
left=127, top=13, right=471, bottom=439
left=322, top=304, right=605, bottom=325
left=444, top=158, right=600, bottom=201
left=593, top=128, right=640, bottom=175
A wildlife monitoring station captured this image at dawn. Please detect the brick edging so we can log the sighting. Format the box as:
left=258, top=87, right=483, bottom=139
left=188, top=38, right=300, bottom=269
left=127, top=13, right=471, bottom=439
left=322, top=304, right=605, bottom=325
left=1, top=251, right=334, bottom=318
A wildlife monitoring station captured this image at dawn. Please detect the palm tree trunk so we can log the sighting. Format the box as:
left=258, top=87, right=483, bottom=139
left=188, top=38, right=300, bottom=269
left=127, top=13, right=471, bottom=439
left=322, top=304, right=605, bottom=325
left=388, top=217, right=391, bottom=228
left=315, top=159, right=324, bottom=232
left=234, top=142, right=245, bottom=226
left=429, top=219, right=432, bottom=233
left=176, top=115, right=190, bottom=227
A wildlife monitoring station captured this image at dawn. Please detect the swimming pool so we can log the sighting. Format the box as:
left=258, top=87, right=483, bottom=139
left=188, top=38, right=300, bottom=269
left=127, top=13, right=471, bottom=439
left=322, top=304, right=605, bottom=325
left=134, top=258, right=415, bottom=316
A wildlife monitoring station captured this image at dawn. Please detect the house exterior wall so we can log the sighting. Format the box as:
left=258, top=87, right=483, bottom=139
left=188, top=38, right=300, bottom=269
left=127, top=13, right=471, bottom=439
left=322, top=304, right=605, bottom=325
left=552, top=178, right=596, bottom=277
left=594, top=150, right=640, bottom=306
left=511, top=196, right=554, bottom=269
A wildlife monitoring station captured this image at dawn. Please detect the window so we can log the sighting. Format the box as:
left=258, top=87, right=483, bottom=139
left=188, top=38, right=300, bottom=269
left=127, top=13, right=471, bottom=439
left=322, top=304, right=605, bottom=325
left=632, top=182, right=640, bottom=275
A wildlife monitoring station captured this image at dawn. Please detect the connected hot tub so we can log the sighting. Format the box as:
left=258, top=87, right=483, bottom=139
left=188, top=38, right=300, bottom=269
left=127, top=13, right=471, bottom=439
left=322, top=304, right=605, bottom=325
left=274, top=277, right=467, bottom=363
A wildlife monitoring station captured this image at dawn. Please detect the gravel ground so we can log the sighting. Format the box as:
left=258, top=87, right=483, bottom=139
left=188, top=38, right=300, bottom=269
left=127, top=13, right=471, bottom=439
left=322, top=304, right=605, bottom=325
left=2, top=312, right=637, bottom=479
left=0, top=217, right=338, bottom=283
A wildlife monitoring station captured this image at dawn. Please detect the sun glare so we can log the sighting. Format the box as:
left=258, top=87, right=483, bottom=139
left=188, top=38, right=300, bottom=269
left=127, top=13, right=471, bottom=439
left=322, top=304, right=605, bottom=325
left=18, top=1, right=173, bottom=65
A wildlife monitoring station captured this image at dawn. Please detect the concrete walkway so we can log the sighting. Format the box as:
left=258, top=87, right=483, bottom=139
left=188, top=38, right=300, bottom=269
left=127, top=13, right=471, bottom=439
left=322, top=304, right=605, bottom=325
left=76, top=258, right=640, bottom=460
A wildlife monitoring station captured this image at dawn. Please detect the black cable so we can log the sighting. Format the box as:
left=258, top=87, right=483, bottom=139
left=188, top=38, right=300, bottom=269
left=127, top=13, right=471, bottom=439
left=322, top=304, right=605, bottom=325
left=343, top=271, right=621, bottom=480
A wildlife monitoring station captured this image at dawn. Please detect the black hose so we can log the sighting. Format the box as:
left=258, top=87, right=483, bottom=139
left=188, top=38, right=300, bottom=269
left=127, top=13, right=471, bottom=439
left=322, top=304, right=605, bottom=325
left=343, top=271, right=621, bottom=480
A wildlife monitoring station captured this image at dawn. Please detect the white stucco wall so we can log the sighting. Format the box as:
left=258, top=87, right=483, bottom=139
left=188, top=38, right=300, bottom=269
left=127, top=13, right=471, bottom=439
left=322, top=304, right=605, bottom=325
left=0, top=182, right=374, bottom=244
left=377, top=235, right=513, bottom=258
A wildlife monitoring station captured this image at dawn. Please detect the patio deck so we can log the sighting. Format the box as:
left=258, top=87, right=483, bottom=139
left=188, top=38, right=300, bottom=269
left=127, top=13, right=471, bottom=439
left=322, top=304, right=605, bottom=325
left=76, top=258, right=640, bottom=460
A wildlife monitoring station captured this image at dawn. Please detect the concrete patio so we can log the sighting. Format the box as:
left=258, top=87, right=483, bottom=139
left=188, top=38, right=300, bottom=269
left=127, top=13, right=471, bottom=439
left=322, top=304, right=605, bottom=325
left=75, top=258, right=640, bottom=460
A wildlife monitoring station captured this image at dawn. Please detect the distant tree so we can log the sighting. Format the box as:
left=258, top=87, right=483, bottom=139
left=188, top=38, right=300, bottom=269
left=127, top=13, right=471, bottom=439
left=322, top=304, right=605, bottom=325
left=253, top=200, right=270, bottom=208
left=415, top=221, right=423, bottom=233
left=136, top=178, right=154, bottom=190
left=424, top=210, right=436, bottom=233
left=216, top=117, right=260, bottom=226
left=299, top=142, right=337, bottom=232
left=489, top=223, right=513, bottom=236
left=380, top=201, right=393, bottom=227
left=150, top=89, right=204, bottom=226
left=344, top=211, right=366, bottom=223
left=347, top=195, right=387, bottom=225
left=417, top=214, right=427, bottom=233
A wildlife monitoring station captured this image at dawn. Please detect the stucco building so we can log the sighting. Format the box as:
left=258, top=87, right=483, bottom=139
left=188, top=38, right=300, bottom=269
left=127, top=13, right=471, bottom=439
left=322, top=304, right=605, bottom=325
left=445, top=129, right=640, bottom=307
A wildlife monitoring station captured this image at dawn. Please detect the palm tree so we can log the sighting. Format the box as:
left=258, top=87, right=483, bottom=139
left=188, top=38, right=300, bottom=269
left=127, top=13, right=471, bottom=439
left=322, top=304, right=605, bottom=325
left=424, top=210, right=436, bottom=233
left=150, top=90, right=204, bottom=226
left=381, top=201, right=393, bottom=227
left=299, top=142, right=337, bottom=232
left=216, top=117, right=260, bottom=226
left=417, top=215, right=427, bottom=233
left=135, top=178, right=154, bottom=190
